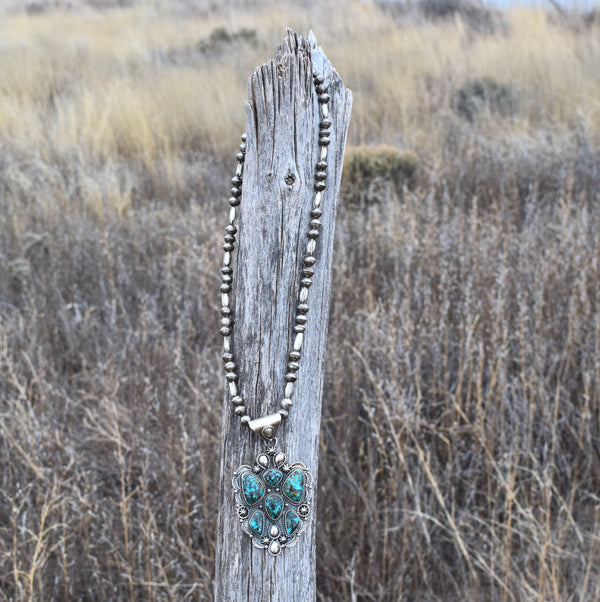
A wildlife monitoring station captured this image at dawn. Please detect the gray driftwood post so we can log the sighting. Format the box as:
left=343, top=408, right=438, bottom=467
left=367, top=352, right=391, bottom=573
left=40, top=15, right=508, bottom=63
left=214, top=31, right=352, bottom=601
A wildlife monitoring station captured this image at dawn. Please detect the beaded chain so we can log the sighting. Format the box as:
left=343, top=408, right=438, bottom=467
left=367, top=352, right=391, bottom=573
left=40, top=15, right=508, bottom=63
left=219, top=67, right=332, bottom=431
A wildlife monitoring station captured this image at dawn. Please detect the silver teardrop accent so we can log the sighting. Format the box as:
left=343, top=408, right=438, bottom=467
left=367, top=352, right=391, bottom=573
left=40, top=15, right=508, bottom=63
left=269, top=524, right=279, bottom=538
left=274, top=452, right=286, bottom=467
left=257, top=454, right=269, bottom=468
left=268, top=540, right=281, bottom=556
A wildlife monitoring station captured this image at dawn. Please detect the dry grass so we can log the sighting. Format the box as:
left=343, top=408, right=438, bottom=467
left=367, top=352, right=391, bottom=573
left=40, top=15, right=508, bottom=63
left=1, top=1, right=600, bottom=600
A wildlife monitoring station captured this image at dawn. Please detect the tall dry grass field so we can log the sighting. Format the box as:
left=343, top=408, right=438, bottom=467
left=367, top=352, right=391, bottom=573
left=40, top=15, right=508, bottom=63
left=1, top=1, right=600, bottom=600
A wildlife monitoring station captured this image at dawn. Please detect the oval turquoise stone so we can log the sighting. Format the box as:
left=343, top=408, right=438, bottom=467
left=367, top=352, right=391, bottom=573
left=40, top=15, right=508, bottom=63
left=282, top=469, right=304, bottom=503
left=249, top=511, right=264, bottom=536
left=286, top=510, right=300, bottom=535
left=242, top=473, right=264, bottom=506
left=263, top=469, right=283, bottom=487
left=264, top=494, right=283, bottom=520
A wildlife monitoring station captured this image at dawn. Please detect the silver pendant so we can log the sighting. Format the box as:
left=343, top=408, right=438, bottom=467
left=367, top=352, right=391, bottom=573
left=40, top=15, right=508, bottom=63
left=233, top=446, right=312, bottom=556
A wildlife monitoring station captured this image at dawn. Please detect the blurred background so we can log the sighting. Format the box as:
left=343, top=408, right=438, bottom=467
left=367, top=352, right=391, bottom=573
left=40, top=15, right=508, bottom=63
left=1, top=0, right=599, bottom=600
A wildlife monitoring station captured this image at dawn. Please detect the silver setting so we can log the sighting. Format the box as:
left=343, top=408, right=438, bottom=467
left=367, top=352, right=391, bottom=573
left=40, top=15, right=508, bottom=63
left=248, top=413, right=282, bottom=441
left=233, top=448, right=313, bottom=557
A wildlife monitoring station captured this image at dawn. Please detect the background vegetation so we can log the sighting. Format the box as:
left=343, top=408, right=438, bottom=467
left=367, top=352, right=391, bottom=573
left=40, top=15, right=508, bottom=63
left=1, top=0, right=599, bottom=599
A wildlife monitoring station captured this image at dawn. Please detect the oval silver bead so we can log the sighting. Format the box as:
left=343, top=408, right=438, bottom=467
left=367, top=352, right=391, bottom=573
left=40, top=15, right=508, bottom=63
left=234, top=405, right=246, bottom=416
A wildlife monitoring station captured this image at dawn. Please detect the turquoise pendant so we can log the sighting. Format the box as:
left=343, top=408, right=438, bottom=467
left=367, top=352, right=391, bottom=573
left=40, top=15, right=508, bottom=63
left=233, top=448, right=312, bottom=556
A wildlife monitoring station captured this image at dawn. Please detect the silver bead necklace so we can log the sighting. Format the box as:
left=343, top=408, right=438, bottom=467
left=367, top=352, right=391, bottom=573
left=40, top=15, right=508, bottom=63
left=219, top=67, right=331, bottom=557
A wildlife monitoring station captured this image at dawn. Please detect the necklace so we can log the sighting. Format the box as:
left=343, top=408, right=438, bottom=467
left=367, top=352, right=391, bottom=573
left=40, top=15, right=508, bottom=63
left=219, top=67, right=331, bottom=557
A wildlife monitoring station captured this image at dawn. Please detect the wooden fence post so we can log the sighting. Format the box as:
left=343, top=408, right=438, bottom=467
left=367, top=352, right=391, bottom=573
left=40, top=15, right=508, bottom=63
left=214, top=30, right=351, bottom=601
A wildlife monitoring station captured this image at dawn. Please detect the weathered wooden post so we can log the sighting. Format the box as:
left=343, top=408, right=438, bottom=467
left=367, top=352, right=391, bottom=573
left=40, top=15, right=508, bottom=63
left=214, top=30, right=351, bottom=601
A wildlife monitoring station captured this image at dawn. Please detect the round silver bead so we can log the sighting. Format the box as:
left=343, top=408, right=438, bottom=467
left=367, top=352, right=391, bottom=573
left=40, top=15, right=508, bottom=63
left=221, top=306, right=232, bottom=316
left=289, top=351, right=301, bottom=361
left=281, top=398, right=293, bottom=410
left=304, top=256, right=316, bottom=266
left=241, top=133, right=247, bottom=141
left=295, top=314, right=308, bottom=324
left=297, top=304, right=309, bottom=314
left=288, top=361, right=299, bottom=372
left=220, top=326, right=231, bottom=336
left=220, top=317, right=232, bottom=327
left=279, top=409, right=289, bottom=419
left=315, top=170, right=327, bottom=181
left=223, top=242, right=234, bottom=252
left=226, top=372, right=238, bottom=382
left=230, top=187, right=242, bottom=197
left=318, top=136, right=331, bottom=146
left=285, top=372, right=297, bottom=382
left=313, top=75, right=324, bottom=85
left=231, top=175, right=242, bottom=186
left=307, top=229, right=320, bottom=239
left=293, top=324, right=305, bottom=333
left=302, top=266, right=315, bottom=277
left=318, top=93, right=330, bottom=104
left=228, top=196, right=240, bottom=207
left=320, top=118, right=332, bottom=129
left=236, top=152, right=244, bottom=161
left=232, top=395, right=244, bottom=406
left=220, top=283, right=231, bottom=293
left=317, top=160, right=327, bottom=170
left=301, top=277, right=312, bottom=287
left=240, top=415, right=250, bottom=426
left=234, top=406, right=246, bottom=416
left=224, top=361, right=236, bottom=371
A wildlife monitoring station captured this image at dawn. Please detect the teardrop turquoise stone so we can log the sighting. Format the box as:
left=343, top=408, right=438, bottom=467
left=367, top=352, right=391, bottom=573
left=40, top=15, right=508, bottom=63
left=249, top=511, right=264, bottom=536
left=242, top=473, right=264, bottom=506
left=286, top=510, right=300, bottom=535
left=282, top=469, right=304, bottom=503
left=263, top=469, right=283, bottom=487
left=264, top=494, right=283, bottom=520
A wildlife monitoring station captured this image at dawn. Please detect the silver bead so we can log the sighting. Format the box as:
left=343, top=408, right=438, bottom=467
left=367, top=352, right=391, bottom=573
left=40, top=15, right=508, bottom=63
left=229, top=196, right=240, bottom=207
left=226, top=371, right=238, bottom=382
left=287, top=361, right=299, bottom=372
left=317, top=84, right=328, bottom=95
left=232, top=395, right=244, bottom=406
left=220, top=317, right=232, bottom=327
left=321, top=104, right=329, bottom=118
left=317, top=160, right=327, bottom=170
left=220, top=283, right=231, bottom=293
left=220, top=326, right=231, bottom=336
left=293, top=324, right=305, bottom=333
left=221, top=274, right=232, bottom=284
left=304, top=255, right=316, bottom=267
left=314, top=191, right=323, bottom=207
left=281, top=398, right=293, bottom=410
left=230, top=187, right=242, bottom=197
left=236, top=152, right=244, bottom=161
left=223, top=253, right=232, bottom=267
left=313, top=75, right=324, bottom=85
left=228, top=381, right=238, bottom=396
left=231, top=175, right=242, bottom=186
left=289, top=351, right=301, bottom=361
left=307, top=229, right=320, bottom=239
left=221, top=292, right=230, bottom=306
left=221, top=306, right=232, bottom=316
left=295, top=314, right=308, bottom=324
left=297, top=303, right=309, bottom=314
left=294, top=332, right=304, bottom=351
left=222, top=242, right=234, bottom=252
left=222, top=352, right=233, bottom=362
left=315, top=170, right=327, bottom=181
left=320, top=118, right=332, bottom=129
left=318, top=136, right=331, bottom=147
left=224, top=234, right=235, bottom=243
left=229, top=208, right=237, bottom=223
left=318, top=93, right=330, bottom=104
left=285, top=372, right=297, bottom=382
left=307, top=239, right=316, bottom=254
left=240, top=415, right=250, bottom=426
left=234, top=406, right=246, bottom=416
left=241, top=133, right=247, bottom=142
left=314, top=181, right=326, bottom=192
left=301, top=277, right=312, bottom=287
left=279, top=409, right=289, bottom=419
left=224, top=361, right=236, bottom=371
left=284, top=382, right=294, bottom=398
left=299, top=287, right=309, bottom=302
left=311, top=208, right=322, bottom=218
left=221, top=264, right=233, bottom=273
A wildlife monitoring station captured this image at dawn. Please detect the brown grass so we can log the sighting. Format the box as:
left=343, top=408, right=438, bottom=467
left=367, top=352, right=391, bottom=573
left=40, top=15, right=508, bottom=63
left=1, top=1, right=600, bottom=600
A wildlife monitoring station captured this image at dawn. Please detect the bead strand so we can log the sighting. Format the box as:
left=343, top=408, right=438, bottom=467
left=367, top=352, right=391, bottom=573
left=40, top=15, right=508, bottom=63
left=220, top=69, right=331, bottom=427
left=280, top=69, right=330, bottom=420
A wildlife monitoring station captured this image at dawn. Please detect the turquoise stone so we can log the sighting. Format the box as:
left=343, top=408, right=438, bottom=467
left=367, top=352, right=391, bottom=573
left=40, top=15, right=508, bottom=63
left=242, top=473, right=264, bottom=506
left=286, top=510, right=300, bottom=535
left=263, top=469, right=283, bottom=487
left=282, top=469, right=304, bottom=503
left=264, top=494, right=283, bottom=520
left=249, top=511, right=264, bottom=536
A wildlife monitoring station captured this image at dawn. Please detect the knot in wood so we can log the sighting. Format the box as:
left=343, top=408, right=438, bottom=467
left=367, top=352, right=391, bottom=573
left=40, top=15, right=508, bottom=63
left=284, top=170, right=296, bottom=186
